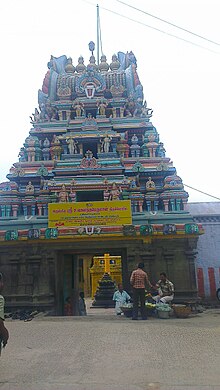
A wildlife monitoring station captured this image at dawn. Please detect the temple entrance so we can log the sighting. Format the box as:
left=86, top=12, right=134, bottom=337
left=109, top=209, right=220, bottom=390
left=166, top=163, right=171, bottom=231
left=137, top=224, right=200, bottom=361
left=60, top=252, right=122, bottom=315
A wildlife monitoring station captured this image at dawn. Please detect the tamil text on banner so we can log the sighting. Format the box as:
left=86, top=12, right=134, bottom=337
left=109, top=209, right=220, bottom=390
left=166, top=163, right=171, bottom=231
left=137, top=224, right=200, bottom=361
left=48, top=200, right=132, bottom=228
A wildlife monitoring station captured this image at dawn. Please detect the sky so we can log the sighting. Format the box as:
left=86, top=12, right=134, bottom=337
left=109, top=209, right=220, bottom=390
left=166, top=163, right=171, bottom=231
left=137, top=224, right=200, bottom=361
left=0, top=0, right=219, bottom=203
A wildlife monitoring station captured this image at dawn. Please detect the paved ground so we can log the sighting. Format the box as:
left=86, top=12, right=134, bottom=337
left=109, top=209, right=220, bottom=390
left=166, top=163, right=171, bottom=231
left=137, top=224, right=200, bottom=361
left=1, top=309, right=220, bottom=390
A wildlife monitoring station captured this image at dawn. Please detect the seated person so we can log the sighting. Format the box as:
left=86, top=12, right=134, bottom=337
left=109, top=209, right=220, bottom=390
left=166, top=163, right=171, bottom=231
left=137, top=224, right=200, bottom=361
left=152, top=272, right=174, bottom=304
left=113, top=283, right=131, bottom=315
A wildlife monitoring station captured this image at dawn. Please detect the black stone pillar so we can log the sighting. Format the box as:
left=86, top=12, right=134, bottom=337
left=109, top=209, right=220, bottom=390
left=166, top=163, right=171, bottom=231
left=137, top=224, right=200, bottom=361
left=185, top=249, right=198, bottom=295
left=163, top=251, right=175, bottom=282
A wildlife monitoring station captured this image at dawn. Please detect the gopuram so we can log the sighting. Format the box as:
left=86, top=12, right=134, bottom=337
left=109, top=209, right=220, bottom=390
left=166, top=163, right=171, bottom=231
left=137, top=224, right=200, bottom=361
left=0, top=47, right=203, bottom=314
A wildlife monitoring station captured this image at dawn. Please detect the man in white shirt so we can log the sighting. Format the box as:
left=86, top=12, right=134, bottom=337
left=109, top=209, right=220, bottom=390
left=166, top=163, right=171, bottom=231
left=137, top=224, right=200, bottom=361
left=113, top=283, right=131, bottom=315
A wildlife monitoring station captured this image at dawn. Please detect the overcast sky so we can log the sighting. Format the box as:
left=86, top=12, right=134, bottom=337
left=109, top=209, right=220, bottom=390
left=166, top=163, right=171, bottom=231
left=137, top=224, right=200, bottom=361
left=0, top=0, right=219, bottom=202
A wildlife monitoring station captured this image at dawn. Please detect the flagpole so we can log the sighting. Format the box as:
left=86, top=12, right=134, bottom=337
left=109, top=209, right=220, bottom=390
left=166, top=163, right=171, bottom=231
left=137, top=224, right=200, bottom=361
left=97, top=4, right=100, bottom=65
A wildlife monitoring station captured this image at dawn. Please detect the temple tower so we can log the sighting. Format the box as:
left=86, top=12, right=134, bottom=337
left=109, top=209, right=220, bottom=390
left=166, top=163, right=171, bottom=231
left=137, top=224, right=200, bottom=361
left=0, top=49, right=203, bottom=314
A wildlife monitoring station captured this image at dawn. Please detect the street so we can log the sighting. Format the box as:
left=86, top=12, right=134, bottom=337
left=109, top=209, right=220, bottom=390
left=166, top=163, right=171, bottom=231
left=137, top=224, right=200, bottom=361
left=0, top=309, right=220, bottom=390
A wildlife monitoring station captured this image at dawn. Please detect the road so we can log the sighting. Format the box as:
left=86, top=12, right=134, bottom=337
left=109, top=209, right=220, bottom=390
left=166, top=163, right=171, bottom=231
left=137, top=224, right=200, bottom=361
left=0, top=309, right=220, bottom=390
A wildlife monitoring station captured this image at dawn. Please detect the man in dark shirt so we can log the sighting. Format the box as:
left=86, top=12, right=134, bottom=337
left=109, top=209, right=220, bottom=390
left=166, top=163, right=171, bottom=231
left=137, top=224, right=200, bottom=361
left=130, top=262, right=152, bottom=320
left=152, top=272, right=174, bottom=303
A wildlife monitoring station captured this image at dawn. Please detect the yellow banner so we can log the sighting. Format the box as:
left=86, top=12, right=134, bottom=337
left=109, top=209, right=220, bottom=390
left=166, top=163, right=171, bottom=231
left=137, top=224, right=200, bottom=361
left=48, top=200, right=132, bottom=228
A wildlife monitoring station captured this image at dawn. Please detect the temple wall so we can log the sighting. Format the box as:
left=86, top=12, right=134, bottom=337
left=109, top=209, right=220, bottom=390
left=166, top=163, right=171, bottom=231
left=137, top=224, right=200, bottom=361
left=126, top=238, right=198, bottom=299
left=0, top=245, right=56, bottom=311
left=0, top=237, right=199, bottom=313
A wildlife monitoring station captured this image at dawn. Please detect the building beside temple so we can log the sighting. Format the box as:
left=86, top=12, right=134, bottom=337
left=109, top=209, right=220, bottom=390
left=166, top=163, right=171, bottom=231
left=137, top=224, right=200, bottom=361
left=0, top=48, right=203, bottom=314
left=187, top=202, right=220, bottom=300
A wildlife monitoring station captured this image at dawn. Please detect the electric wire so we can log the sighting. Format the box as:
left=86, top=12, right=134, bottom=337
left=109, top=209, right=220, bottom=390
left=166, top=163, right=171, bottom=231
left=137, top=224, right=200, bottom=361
left=82, top=0, right=220, bottom=203
left=116, top=0, right=220, bottom=47
left=183, top=184, right=220, bottom=201
left=81, top=0, right=220, bottom=54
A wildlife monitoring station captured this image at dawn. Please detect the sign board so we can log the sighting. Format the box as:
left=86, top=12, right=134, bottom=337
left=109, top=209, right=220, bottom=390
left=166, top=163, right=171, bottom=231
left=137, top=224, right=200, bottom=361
left=48, top=200, right=132, bottom=228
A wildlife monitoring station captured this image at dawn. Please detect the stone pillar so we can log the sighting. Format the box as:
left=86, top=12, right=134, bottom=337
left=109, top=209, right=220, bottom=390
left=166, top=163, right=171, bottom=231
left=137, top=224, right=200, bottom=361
left=12, top=204, right=19, bottom=217
left=63, top=143, right=68, bottom=154
left=31, top=204, right=36, bottom=216
left=6, top=205, right=11, bottom=217
left=140, top=253, right=155, bottom=281
left=163, top=251, right=175, bottom=282
left=0, top=205, right=6, bottom=217
left=176, top=199, right=181, bottom=211
left=66, top=109, right=71, bottom=121
left=152, top=147, right=157, bottom=157
left=138, top=200, right=143, bottom=212
left=112, top=108, right=117, bottom=118
left=23, top=205, right=28, bottom=216
left=43, top=205, right=48, bottom=216
left=37, top=204, right=43, bottom=216
left=185, top=248, right=198, bottom=294
left=58, top=111, right=63, bottom=121
left=154, top=200, right=159, bottom=211
left=163, top=200, right=169, bottom=212
left=170, top=199, right=175, bottom=211
left=121, top=248, right=129, bottom=293
left=182, top=199, right=187, bottom=210
left=146, top=200, right=151, bottom=212
left=79, top=143, right=83, bottom=154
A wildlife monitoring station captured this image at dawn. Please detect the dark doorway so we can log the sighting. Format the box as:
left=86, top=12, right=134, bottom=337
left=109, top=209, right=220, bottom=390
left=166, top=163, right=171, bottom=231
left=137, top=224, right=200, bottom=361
left=83, top=142, right=98, bottom=157
left=85, top=109, right=97, bottom=118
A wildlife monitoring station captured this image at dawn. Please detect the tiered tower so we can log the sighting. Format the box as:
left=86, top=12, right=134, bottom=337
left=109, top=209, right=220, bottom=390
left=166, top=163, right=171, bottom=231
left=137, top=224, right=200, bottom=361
left=0, top=48, right=203, bottom=313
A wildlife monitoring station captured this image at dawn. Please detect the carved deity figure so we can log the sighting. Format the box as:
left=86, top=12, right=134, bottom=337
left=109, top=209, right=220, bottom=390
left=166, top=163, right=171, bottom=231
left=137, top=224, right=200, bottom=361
left=146, top=177, right=156, bottom=191
left=100, top=134, right=112, bottom=153
left=52, top=135, right=60, bottom=145
left=157, top=142, right=166, bottom=157
left=69, top=187, right=76, bottom=202
left=26, top=146, right=35, bottom=162
left=129, top=178, right=137, bottom=189
left=58, top=184, right=69, bottom=203
left=30, top=108, right=40, bottom=123
left=67, top=138, right=78, bottom=154
left=73, top=100, right=84, bottom=117
left=97, top=99, right=107, bottom=116
left=140, top=101, right=153, bottom=117
left=124, top=98, right=136, bottom=117
left=42, top=137, right=51, bottom=161
left=108, top=182, right=121, bottom=201
left=41, top=179, right=49, bottom=191
left=39, top=103, right=50, bottom=122
left=130, top=133, right=140, bottom=158
left=25, top=181, right=34, bottom=193
left=57, top=76, right=71, bottom=99
left=18, top=147, right=27, bottom=162
left=133, top=98, right=143, bottom=117
left=50, top=136, right=62, bottom=160
left=131, top=134, right=138, bottom=144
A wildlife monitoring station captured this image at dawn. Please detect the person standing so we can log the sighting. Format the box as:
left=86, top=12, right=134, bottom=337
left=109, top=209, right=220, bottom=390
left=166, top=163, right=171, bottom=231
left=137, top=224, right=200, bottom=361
left=113, top=283, right=131, bottom=315
left=0, top=273, right=9, bottom=354
left=130, top=263, right=152, bottom=320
